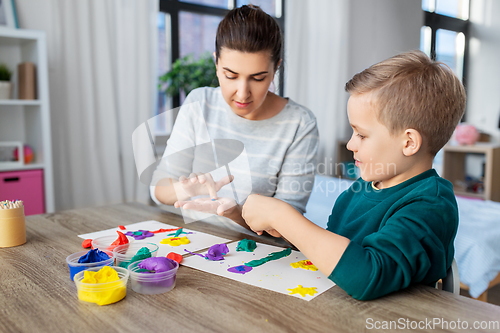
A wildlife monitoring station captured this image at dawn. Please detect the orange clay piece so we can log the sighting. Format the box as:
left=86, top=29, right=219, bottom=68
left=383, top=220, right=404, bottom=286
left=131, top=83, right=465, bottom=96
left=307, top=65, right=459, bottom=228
left=167, top=252, right=183, bottom=264
left=82, top=239, right=92, bottom=248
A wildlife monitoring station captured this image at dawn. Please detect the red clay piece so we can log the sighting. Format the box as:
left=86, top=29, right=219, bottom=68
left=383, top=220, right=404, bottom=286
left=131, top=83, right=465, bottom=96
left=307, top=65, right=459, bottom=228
left=167, top=252, right=183, bottom=264
left=118, top=225, right=126, bottom=230
left=82, top=239, right=92, bottom=248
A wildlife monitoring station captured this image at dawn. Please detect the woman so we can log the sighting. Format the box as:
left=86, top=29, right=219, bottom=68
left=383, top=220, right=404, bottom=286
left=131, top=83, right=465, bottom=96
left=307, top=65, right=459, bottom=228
left=151, top=5, right=318, bottom=234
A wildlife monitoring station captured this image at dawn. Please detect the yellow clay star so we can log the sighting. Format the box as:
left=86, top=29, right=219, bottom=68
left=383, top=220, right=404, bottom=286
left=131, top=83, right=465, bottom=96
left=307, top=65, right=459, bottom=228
left=160, top=236, right=190, bottom=246
left=287, top=285, right=318, bottom=297
left=290, top=259, right=318, bottom=271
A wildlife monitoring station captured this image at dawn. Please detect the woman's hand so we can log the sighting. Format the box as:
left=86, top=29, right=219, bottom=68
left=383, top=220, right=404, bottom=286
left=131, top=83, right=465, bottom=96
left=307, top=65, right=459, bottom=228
left=175, top=173, right=233, bottom=200
left=175, top=197, right=237, bottom=216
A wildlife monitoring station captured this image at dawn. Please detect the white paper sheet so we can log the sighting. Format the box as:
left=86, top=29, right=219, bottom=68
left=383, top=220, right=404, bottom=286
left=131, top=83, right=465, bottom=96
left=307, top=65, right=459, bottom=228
left=78, top=220, right=232, bottom=257
left=181, top=241, right=336, bottom=301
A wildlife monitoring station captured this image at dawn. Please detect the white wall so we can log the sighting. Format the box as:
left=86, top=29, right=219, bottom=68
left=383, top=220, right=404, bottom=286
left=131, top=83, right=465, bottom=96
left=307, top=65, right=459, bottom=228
left=348, top=0, right=422, bottom=78
left=467, top=0, right=500, bottom=142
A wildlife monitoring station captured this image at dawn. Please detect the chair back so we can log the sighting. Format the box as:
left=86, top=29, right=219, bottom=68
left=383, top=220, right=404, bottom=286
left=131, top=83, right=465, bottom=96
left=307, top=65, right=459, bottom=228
left=441, top=258, right=460, bottom=295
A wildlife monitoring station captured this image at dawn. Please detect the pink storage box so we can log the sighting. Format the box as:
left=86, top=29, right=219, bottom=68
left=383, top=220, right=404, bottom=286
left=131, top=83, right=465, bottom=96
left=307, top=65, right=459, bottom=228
left=0, top=169, right=45, bottom=215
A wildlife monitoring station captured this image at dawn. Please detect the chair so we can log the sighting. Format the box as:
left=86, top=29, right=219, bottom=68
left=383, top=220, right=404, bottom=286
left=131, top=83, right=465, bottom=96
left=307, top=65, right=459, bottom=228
left=441, top=258, right=460, bottom=295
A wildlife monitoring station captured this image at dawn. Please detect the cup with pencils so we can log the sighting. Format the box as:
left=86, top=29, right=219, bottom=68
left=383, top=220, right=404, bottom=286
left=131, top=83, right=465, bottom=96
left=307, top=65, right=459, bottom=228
left=0, top=200, right=26, bottom=248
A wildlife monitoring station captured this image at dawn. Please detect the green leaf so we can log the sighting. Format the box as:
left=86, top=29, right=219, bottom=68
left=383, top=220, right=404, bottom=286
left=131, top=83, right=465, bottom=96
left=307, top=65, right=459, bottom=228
left=158, top=52, right=219, bottom=98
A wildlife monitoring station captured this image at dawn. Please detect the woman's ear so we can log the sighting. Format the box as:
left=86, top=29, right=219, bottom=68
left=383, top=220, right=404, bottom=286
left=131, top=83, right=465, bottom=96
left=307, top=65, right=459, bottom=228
left=402, top=129, right=422, bottom=157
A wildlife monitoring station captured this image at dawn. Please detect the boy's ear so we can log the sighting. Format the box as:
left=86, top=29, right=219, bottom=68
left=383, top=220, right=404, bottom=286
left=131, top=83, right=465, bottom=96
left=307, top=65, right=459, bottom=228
left=402, top=129, right=422, bottom=157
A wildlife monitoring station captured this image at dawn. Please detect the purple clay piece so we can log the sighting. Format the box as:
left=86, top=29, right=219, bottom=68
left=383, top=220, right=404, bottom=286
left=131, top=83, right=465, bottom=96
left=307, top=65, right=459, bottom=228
left=125, top=230, right=154, bottom=240
left=184, top=249, right=206, bottom=258
left=227, top=265, right=252, bottom=274
left=205, top=244, right=229, bottom=261
left=138, top=257, right=176, bottom=273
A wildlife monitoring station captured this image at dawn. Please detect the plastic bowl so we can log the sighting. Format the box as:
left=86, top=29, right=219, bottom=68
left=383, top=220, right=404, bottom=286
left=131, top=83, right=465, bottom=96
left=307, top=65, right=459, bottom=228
left=113, top=242, right=159, bottom=268
left=128, top=258, right=179, bottom=294
left=91, top=234, right=134, bottom=252
left=66, top=250, right=114, bottom=281
left=74, top=266, right=129, bottom=306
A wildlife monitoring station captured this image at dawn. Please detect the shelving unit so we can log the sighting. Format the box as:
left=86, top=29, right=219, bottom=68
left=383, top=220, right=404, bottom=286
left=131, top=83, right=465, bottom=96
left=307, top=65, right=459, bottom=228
left=442, top=143, right=500, bottom=202
left=0, top=28, right=54, bottom=213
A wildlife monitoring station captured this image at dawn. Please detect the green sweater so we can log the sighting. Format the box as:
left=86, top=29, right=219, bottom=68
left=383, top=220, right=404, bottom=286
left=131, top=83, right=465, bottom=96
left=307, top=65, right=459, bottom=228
left=327, top=169, right=458, bottom=300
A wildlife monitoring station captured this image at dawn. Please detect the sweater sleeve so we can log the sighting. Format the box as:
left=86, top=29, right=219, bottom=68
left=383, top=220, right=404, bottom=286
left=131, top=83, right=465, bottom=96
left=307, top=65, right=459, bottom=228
left=273, top=117, right=319, bottom=214
left=328, top=195, right=458, bottom=300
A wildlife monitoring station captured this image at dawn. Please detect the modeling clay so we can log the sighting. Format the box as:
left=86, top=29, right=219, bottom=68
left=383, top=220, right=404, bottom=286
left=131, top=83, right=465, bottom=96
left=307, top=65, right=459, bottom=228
left=236, top=239, right=257, bottom=252
left=118, top=225, right=126, bottom=230
left=160, top=236, right=190, bottom=246
left=108, top=231, right=129, bottom=251
left=78, top=249, right=110, bottom=263
left=167, top=252, right=183, bottom=264
left=151, top=227, right=180, bottom=234
left=119, top=247, right=152, bottom=268
left=183, top=244, right=229, bottom=261
left=166, top=228, right=193, bottom=236
left=138, top=257, right=176, bottom=273
left=227, top=265, right=253, bottom=274
left=124, top=230, right=154, bottom=240
left=290, top=260, right=318, bottom=271
left=245, top=248, right=292, bottom=267
left=287, top=285, right=317, bottom=297
left=78, top=266, right=126, bottom=306
left=205, top=243, right=229, bottom=261
left=82, top=239, right=92, bottom=248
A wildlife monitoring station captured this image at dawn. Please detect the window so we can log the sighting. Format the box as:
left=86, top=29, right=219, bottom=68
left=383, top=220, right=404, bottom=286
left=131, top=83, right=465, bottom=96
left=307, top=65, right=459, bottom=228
left=420, top=0, right=470, bottom=85
left=156, top=0, right=285, bottom=134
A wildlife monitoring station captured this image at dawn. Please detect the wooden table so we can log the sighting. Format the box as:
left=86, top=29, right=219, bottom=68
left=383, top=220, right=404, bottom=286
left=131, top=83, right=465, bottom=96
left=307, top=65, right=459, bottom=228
left=1, top=203, right=499, bottom=333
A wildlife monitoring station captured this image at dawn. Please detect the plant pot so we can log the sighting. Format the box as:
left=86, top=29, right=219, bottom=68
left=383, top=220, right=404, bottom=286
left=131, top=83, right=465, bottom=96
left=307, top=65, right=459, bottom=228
left=0, top=81, right=12, bottom=99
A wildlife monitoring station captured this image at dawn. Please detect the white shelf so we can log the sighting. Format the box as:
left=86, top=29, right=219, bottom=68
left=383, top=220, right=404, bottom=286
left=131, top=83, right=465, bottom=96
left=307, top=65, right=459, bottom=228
left=0, top=99, right=41, bottom=106
left=0, top=163, right=46, bottom=172
left=0, top=29, right=54, bottom=213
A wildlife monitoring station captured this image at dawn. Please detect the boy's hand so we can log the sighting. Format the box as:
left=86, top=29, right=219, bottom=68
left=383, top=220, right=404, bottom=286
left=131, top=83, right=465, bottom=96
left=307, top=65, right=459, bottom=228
left=175, top=197, right=237, bottom=216
left=176, top=173, right=234, bottom=200
left=242, top=194, right=285, bottom=236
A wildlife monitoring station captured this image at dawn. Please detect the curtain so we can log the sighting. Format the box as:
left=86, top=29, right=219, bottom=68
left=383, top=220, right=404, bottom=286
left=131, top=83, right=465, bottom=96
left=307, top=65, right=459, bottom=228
left=16, top=0, right=157, bottom=210
left=284, top=0, right=351, bottom=176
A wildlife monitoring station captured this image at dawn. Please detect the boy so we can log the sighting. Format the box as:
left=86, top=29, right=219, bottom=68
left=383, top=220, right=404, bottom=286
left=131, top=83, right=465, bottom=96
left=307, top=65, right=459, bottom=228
left=242, top=50, right=466, bottom=300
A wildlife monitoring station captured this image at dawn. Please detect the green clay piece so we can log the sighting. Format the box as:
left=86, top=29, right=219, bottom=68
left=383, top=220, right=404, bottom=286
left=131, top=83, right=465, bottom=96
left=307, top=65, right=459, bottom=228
left=174, top=228, right=183, bottom=237
left=133, top=231, right=143, bottom=236
left=236, top=239, right=257, bottom=252
left=120, top=247, right=152, bottom=268
left=244, top=248, right=292, bottom=267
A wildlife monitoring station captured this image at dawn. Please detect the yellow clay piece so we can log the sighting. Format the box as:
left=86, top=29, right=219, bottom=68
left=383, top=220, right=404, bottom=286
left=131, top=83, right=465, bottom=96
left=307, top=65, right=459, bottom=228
left=290, top=259, right=318, bottom=271
left=78, top=266, right=126, bottom=306
left=287, top=285, right=318, bottom=297
left=160, top=236, right=190, bottom=246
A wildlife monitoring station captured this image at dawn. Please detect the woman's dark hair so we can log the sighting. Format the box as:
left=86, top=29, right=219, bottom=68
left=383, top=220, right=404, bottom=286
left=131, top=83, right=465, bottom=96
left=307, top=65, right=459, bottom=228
left=215, top=5, right=283, bottom=70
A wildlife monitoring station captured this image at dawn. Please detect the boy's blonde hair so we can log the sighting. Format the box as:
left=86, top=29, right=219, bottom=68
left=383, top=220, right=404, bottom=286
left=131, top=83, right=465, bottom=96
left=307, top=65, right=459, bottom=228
left=345, top=50, right=466, bottom=155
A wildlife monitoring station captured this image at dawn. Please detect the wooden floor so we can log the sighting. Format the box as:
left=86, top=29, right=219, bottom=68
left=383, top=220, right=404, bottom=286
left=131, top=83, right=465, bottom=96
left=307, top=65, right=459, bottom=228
left=461, top=284, right=500, bottom=306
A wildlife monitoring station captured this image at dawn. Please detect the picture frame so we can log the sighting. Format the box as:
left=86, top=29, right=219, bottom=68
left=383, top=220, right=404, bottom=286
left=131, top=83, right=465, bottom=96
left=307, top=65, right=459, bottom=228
left=0, top=0, right=19, bottom=29
left=0, top=141, right=23, bottom=168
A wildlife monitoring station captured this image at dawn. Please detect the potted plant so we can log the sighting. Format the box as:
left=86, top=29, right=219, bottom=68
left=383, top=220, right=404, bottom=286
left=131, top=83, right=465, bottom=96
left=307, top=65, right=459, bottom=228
left=0, top=63, right=13, bottom=99
left=159, top=52, right=219, bottom=99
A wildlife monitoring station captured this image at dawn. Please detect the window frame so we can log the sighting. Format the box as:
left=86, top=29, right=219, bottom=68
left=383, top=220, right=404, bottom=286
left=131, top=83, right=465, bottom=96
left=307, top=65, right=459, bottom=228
left=159, top=0, right=286, bottom=108
left=423, top=8, right=470, bottom=118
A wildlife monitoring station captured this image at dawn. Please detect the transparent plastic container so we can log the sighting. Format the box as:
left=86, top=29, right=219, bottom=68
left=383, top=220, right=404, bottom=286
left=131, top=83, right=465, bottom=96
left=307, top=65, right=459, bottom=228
left=113, top=242, right=159, bottom=268
left=74, top=266, right=129, bottom=306
left=128, top=258, right=179, bottom=294
left=91, top=234, right=134, bottom=252
left=66, top=250, right=114, bottom=281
